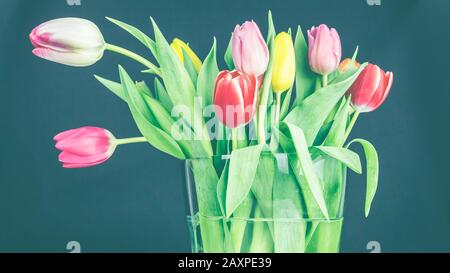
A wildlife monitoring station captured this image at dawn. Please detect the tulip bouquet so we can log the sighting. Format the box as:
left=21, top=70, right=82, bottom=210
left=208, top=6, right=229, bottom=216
left=30, top=11, right=393, bottom=253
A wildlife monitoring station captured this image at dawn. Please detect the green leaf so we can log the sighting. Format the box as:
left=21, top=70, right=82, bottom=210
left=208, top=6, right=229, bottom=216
left=106, top=17, right=157, bottom=57
left=266, top=10, right=276, bottom=43
left=150, top=17, right=212, bottom=156
left=251, top=152, right=276, bottom=220
left=216, top=158, right=229, bottom=216
left=323, top=97, right=350, bottom=147
left=313, top=121, right=332, bottom=146
left=154, top=78, right=173, bottom=112
left=279, top=122, right=329, bottom=219
left=118, top=65, right=185, bottom=159
left=284, top=63, right=367, bottom=146
left=312, top=146, right=362, bottom=174
left=190, top=158, right=225, bottom=252
left=224, top=34, right=235, bottom=70
left=182, top=48, right=198, bottom=86
left=293, top=25, right=317, bottom=105
left=230, top=193, right=254, bottom=252
left=280, top=87, right=293, bottom=120
left=214, top=123, right=229, bottom=170
left=273, top=165, right=307, bottom=253
left=150, top=17, right=196, bottom=110
left=197, top=39, right=219, bottom=109
left=351, top=46, right=359, bottom=61
left=347, top=138, right=379, bottom=217
left=94, top=75, right=125, bottom=101
left=248, top=206, right=274, bottom=253
left=225, top=144, right=264, bottom=218
left=95, top=75, right=153, bottom=101
left=135, top=80, right=152, bottom=97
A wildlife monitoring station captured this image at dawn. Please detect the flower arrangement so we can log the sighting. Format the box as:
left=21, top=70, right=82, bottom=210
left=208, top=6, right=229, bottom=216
left=30, top=11, right=393, bottom=253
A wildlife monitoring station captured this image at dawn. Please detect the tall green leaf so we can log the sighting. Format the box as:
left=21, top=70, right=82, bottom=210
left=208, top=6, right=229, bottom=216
left=347, top=139, right=379, bottom=217
left=182, top=48, right=198, bottom=86
left=150, top=17, right=196, bottom=110
left=273, top=167, right=307, bottom=253
left=94, top=75, right=125, bottom=101
left=197, top=39, right=219, bottom=109
left=280, top=86, right=293, bottom=120
left=118, top=65, right=185, bottom=159
left=251, top=152, right=276, bottom=220
left=226, top=144, right=264, bottom=218
left=150, top=17, right=212, bottom=156
left=284, top=63, right=367, bottom=146
left=153, top=78, right=173, bottom=112
left=323, top=97, right=350, bottom=147
left=279, top=122, right=329, bottom=219
left=293, top=25, right=317, bottom=105
left=216, top=159, right=229, bottom=216
left=106, top=17, right=157, bottom=57
left=135, top=80, right=152, bottom=97
left=224, top=34, right=235, bottom=70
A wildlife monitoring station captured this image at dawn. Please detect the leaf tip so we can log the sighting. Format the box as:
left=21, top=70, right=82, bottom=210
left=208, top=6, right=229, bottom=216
left=351, top=46, right=360, bottom=61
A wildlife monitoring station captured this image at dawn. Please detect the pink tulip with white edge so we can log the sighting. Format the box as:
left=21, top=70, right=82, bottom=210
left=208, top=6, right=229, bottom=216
left=30, top=18, right=105, bottom=67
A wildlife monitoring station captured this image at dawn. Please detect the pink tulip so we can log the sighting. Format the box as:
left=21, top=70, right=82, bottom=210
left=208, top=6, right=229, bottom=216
left=54, top=126, right=116, bottom=168
left=232, top=21, right=269, bottom=77
left=30, top=18, right=105, bottom=67
left=347, top=64, right=394, bottom=113
left=308, top=24, right=342, bottom=75
left=214, top=70, right=258, bottom=128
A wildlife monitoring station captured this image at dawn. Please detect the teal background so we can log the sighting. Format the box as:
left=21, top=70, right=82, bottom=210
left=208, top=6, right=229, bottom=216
left=1, top=0, right=449, bottom=252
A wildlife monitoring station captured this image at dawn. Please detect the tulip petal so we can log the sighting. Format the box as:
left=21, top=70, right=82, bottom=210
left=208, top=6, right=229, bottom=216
left=33, top=18, right=105, bottom=51
left=54, top=128, right=81, bottom=141
left=32, top=47, right=103, bottom=67
left=58, top=150, right=112, bottom=164
left=350, top=65, right=382, bottom=112
left=231, top=21, right=268, bottom=76
left=308, top=24, right=342, bottom=75
left=369, top=71, right=394, bottom=111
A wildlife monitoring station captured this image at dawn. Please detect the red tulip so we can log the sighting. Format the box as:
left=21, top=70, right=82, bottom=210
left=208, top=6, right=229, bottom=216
left=213, top=70, right=258, bottom=128
left=347, top=64, right=394, bottom=112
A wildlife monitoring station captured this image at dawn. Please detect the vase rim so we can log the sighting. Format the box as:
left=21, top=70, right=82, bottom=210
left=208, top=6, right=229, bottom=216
left=185, top=151, right=308, bottom=161
left=188, top=214, right=344, bottom=223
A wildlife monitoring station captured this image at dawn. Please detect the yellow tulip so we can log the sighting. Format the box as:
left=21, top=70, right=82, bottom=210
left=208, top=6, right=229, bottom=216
left=271, top=32, right=295, bottom=93
left=170, top=38, right=202, bottom=72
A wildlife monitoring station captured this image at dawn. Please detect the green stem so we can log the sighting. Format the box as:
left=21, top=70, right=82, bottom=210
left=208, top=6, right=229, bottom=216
left=256, top=36, right=275, bottom=145
left=344, top=111, right=360, bottom=141
left=115, top=136, right=147, bottom=146
left=274, top=92, right=282, bottom=127
left=231, top=128, right=238, bottom=151
left=322, top=73, right=329, bottom=87
left=105, top=43, right=161, bottom=76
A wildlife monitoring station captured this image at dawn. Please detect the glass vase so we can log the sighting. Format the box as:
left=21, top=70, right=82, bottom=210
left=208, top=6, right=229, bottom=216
left=184, top=151, right=346, bottom=253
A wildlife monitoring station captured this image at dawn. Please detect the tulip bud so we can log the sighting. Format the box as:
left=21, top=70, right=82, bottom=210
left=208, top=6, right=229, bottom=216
left=347, top=64, right=394, bottom=113
left=54, top=126, right=116, bottom=168
left=232, top=21, right=269, bottom=77
left=30, top=18, right=105, bottom=67
left=214, top=70, right=258, bottom=128
left=271, top=32, right=296, bottom=93
left=308, top=24, right=342, bottom=75
left=338, top=58, right=360, bottom=73
left=170, top=38, right=202, bottom=72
